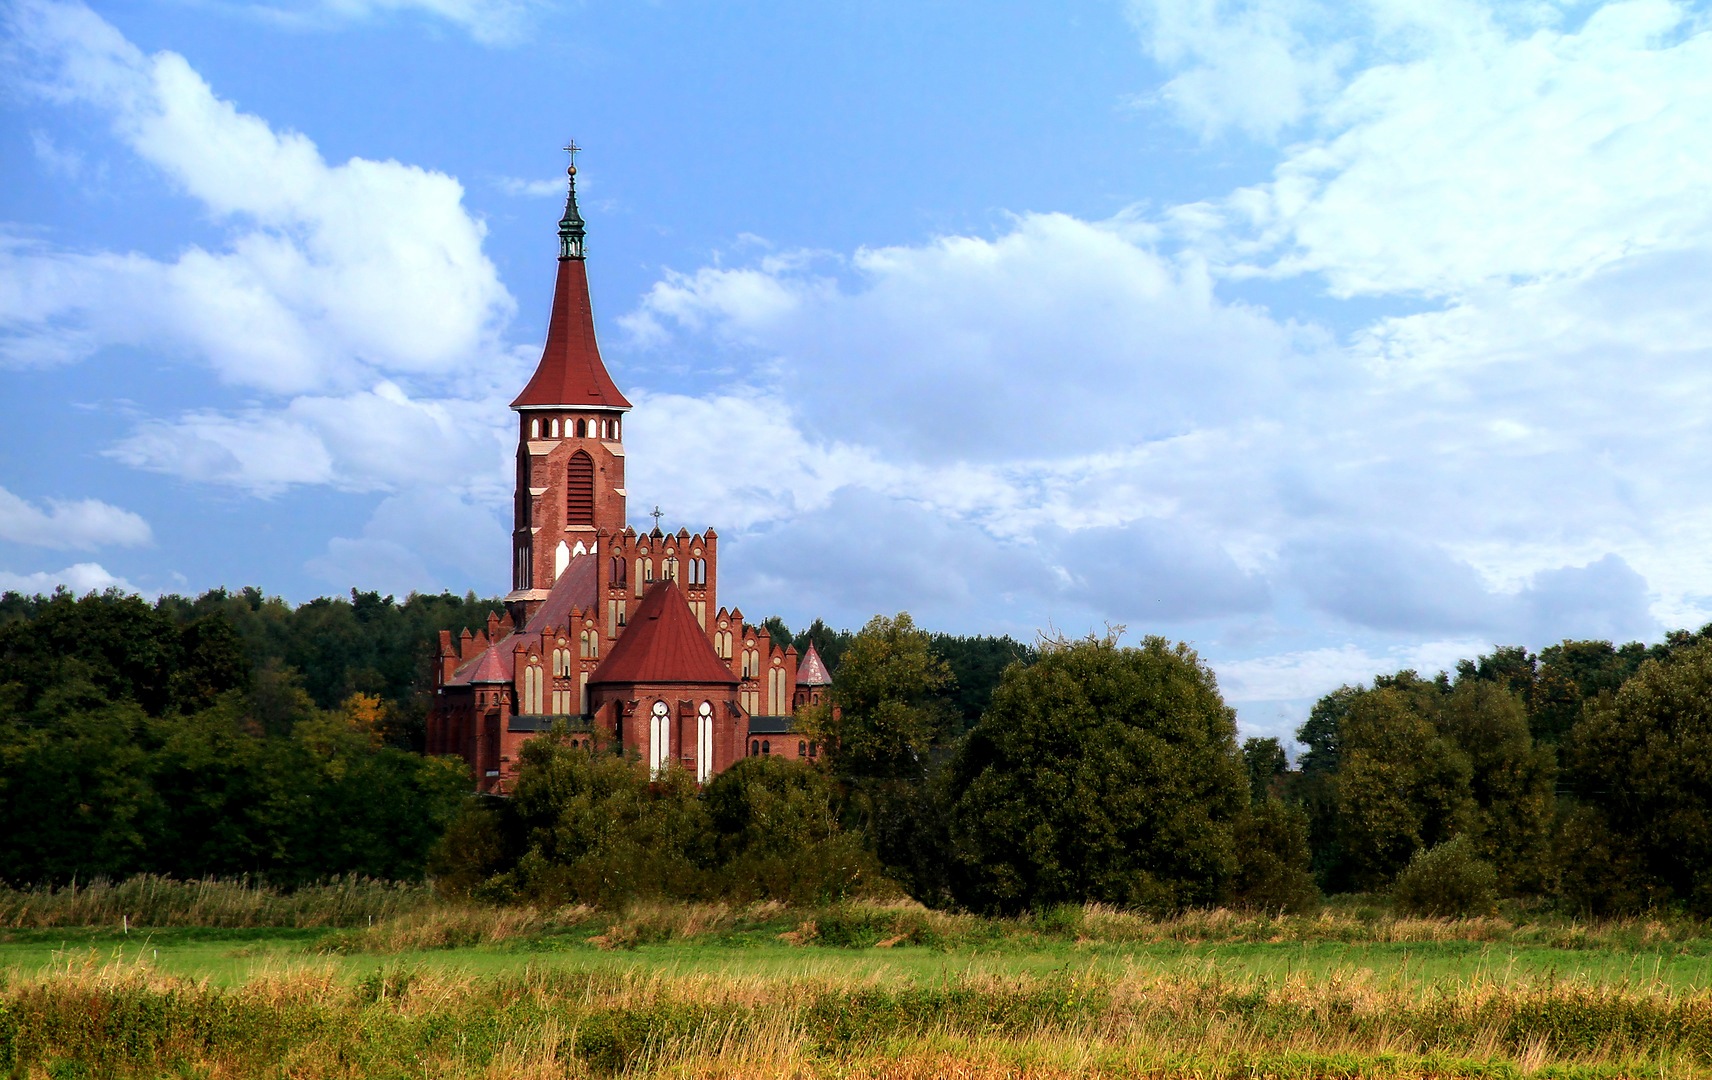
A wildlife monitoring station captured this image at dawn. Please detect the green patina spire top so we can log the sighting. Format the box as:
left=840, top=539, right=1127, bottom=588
left=559, top=140, right=586, bottom=260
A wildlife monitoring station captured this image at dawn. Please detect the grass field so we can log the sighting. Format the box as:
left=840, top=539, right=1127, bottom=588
left=6, top=897, right=1712, bottom=1078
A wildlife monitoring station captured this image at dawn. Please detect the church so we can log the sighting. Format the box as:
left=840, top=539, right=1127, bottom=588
left=426, top=160, right=834, bottom=794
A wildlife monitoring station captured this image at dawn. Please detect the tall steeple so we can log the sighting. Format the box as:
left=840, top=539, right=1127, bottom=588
left=506, top=147, right=632, bottom=619
left=511, top=147, right=631, bottom=411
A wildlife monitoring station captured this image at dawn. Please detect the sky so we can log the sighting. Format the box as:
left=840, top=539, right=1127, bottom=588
left=3, top=0, right=1711, bottom=741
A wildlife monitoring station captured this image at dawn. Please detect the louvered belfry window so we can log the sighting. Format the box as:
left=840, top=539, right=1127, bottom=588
left=566, top=451, right=595, bottom=525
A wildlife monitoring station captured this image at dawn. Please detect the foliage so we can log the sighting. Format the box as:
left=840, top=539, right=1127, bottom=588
left=1242, top=736, right=1288, bottom=803
left=1432, top=680, right=1556, bottom=893
left=703, top=756, right=884, bottom=904
left=1227, top=798, right=1320, bottom=913
left=1329, top=686, right=1474, bottom=892
left=1391, top=836, right=1499, bottom=917
left=500, top=732, right=714, bottom=905
left=1562, top=639, right=1712, bottom=913
left=437, top=734, right=884, bottom=906
left=826, top=612, right=955, bottom=783
left=928, top=632, right=1036, bottom=732
left=945, top=633, right=1247, bottom=914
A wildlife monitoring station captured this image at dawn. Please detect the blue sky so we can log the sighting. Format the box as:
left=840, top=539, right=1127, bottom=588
left=4, top=0, right=1711, bottom=740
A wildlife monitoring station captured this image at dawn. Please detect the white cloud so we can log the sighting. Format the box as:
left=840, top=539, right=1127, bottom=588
left=1153, top=0, right=1712, bottom=298
left=1213, top=638, right=1490, bottom=704
left=628, top=213, right=1323, bottom=464
left=245, top=0, right=542, bottom=45
left=0, top=560, right=140, bottom=595
left=306, top=487, right=506, bottom=593
left=109, top=379, right=518, bottom=497
left=1129, top=0, right=1354, bottom=140
left=0, top=0, right=513, bottom=392
left=0, top=485, right=151, bottom=550
left=494, top=176, right=567, bottom=198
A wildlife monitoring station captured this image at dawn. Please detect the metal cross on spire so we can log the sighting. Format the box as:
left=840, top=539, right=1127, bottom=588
left=650, top=505, right=665, bottom=531
left=558, top=140, right=587, bottom=260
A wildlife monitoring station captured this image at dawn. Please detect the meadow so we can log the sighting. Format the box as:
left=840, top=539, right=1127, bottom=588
left=4, top=880, right=1712, bottom=1078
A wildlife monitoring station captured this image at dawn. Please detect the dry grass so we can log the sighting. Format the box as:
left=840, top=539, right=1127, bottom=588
left=3, top=947, right=1706, bottom=1078
left=0, top=874, right=434, bottom=929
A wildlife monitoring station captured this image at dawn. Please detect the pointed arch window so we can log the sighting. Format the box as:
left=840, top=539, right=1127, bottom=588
left=566, top=451, right=595, bottom=526
left=696, top=701, right=714, bottom=783
left=649, top=700, right=671, bottom=778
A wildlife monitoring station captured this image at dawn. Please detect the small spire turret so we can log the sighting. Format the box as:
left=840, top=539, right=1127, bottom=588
left=559, top=141, right=586, bottom=261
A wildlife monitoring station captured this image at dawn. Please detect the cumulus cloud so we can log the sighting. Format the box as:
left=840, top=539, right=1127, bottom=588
left=0, top=485, right=151, bottom=550
left=1152, top=0, right=1712, bottom=298
left=629, top=213, right=1324, bottom=464
left=0, top=560, right=139, bottom=595
left=0, top=0, right=513, bottom=392
left=1129, top=0, right=1354, bottom=140
left=108, top=379, right=518, bottom=497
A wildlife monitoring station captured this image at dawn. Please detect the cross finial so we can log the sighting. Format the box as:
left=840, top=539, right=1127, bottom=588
left=650, top=505, right=664, bottom=530
left=557, top=141, right=587, bottom=260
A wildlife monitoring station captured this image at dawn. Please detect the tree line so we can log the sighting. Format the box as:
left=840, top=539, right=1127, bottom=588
left=8, top=585, right=1712, bottom=917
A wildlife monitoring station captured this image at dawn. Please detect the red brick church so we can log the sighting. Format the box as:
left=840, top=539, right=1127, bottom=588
left=426, top=160, right=833, bottom=793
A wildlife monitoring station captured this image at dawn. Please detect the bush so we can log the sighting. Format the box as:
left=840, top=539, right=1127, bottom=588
left=1391, top=836, right=1497, bottom=917
left=1228, top=799, right=1321, bottom=914
left=703, top=757, right=884, bottom=904
left=502, top=733, right=713, bottom=905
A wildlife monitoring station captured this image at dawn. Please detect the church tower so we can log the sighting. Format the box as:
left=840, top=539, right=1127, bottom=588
left=506, top=155, right=632, bottom=625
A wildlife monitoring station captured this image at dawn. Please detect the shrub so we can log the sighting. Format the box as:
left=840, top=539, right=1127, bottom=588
left=1228, top=799, right=1321, bottom=914
left=1391, top=836, right=1498, bottom=917
left=702, top=757, right=884, bottom=904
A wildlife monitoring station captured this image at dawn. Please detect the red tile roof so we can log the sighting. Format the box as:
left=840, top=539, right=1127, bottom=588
left=511, top=258, right=633, bottom=411
left=589, top=578, right=738, bottom=687
left=797, top=642, right=833, bottom=686
left=446, top=554, right=599, bottom=686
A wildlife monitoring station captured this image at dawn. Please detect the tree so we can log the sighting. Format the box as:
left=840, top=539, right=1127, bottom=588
left=703, top=756, right=881, bottom=903
left=1241, top=736, right=1288, bottom=803
left=502, top=731, right=712, bottom=904
left=1228, top=798, right=1320, bottom=913
left=944, top=634, right=1247, bottom=915
left=1562, top=640, right=1712, bottom=912
left=1432, top=680, right=1555, bottom=893
left=929, top=633, right=1036, bottom=734
left=826, top=612, right=954, bottom=782
left=1330, top=687, right=1474, bottom=891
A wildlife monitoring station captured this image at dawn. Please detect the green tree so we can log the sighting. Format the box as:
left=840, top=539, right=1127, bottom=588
left=1562, top=640, right=1712, bottom=912
left=703, top=756, right=882, bottom=903
left=827, top=612, right=954, bottom=782
left=1433, top=679, right=1556, bottom=893
left=1228, top=798, right=1320, bottom=913
left=1241, top=736, right=1288, bottom=803
left=1332, top=687, right=1474, bottom=891
left=945, top=634, right=1247, bottom=914
left=929, top=633, right=1036, bottom=733
left=503, top=731, right=712, bottom=904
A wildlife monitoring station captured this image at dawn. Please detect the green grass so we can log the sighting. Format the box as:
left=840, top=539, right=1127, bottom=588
left=7, top=921, right=1712, bottom=992
left=8, top=896, right=1712, bottom=1077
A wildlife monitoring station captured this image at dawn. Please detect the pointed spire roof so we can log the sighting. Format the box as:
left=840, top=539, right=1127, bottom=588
left=798, top=642, right=833, bottom=686
left=589, top=579, right=738, bottom=686
left=511, top=161, right=632, bottom=411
